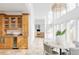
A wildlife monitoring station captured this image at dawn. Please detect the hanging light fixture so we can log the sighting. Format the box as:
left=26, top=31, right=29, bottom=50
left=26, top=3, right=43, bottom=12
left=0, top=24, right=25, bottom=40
left=52, top=3, right=66, bottom=12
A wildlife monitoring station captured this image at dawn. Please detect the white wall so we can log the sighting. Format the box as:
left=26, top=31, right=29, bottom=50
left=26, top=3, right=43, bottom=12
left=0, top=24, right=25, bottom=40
left=27, top=4, right=35, bottom=48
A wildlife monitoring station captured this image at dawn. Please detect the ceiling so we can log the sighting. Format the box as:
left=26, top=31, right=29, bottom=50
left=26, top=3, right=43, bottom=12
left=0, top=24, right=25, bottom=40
left=0, top=3, right=56, bottom=19
left=0, top=3, right=31, bottom=13
left=32, top=3, right=53, bottom=19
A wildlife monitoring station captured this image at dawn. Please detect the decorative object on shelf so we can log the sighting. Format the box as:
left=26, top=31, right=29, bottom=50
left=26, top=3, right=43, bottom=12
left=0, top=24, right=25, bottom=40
left=56, top=29, right=66, bottom=44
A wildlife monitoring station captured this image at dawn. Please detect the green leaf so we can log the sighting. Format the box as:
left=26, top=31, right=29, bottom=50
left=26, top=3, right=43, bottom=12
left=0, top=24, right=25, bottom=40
left=56, top=31, right=61, bottom=36
left=56, top=29, right=66, bottom=36
left=61, top=29, right=66, bottom=35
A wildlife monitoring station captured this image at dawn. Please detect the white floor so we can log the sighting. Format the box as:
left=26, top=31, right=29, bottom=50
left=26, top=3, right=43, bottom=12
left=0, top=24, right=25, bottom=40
left=0, top=38, right=44, bottom=55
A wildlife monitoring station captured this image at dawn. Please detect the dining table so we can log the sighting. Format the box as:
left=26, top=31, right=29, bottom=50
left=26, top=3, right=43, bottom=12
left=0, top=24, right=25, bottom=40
left=44, top=40, right=76, bottom=55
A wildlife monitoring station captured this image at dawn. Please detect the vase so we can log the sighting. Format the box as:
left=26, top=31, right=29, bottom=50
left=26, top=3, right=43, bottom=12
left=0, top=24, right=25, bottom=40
left=56, top=36, right=62, bottom=45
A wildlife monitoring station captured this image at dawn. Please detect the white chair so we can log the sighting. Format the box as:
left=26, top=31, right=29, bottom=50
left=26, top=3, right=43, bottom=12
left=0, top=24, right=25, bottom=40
left=44, top=43, right=58, bottom=55
left=69, top=41, right=79, bottom=55
left=69, top=48, right=79, bottom=55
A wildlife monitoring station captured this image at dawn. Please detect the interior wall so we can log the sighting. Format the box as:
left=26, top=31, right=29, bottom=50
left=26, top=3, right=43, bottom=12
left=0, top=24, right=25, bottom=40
left=27, top=4, right=35, bottom=48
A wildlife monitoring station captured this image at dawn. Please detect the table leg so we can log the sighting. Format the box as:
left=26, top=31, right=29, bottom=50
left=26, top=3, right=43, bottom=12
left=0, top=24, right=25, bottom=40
left=60, top=48, right=62, bottom=55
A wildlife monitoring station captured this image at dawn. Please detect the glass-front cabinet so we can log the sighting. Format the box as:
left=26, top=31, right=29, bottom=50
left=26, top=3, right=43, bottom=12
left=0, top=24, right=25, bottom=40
left=0, top=13, right=29, bottom=49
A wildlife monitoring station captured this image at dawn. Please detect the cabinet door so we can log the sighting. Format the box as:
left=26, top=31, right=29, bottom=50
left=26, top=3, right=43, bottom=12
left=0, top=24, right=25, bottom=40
left=17, top=36, right=28, bottom=49
left=0, top=44, right=4, bottom=48
left=0, top=37, right=5, bottom=48
left=5, top=37, right=13, bottom=48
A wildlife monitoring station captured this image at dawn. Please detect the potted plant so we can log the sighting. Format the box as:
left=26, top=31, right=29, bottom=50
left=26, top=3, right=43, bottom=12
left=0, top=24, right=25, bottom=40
left=56, top=29, right=66, bottom=44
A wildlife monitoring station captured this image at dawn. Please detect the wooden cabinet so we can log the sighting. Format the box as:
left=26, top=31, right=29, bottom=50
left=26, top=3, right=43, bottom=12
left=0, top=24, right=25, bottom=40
left=0, top=13, right=29, bottom=49
left=36, top=32, right=44, bottom=38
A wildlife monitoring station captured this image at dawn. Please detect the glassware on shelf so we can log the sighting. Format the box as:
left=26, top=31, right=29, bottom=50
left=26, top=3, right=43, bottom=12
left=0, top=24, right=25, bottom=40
left=11, top=18, right=16, bottom=23
left=5, top=21, right=9, bottom=23
left=5, top=24, right=9, bottom=28
left=4, top=18, right=9, bottom=27
left=10, top=24, right=16, bottom=28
